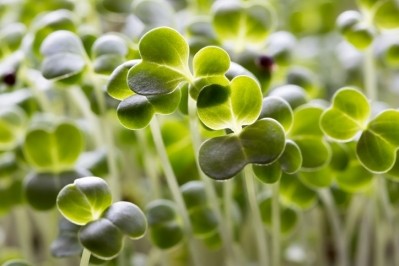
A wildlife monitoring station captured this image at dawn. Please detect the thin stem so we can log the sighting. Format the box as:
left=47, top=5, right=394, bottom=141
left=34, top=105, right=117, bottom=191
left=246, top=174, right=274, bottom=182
left=243, top=166, right=269, bottom=266
left=80, top=248, right=91, bottom=266
left=364, top=44, right=377, bottom=102
left=379, top=178, right=399, bottom=266
left=149, top=117, right=201, bottom=266
left=136, top=130, right=161, bottom=199
left=91, top=76, right=121, bottom=201
left=13, top=207, right=34, bottom=263
left=68, top=87, right=102, bottom=146
left=188, top=96, right=237, bottom=265
left=355, top=197, right=373, bottom=266
left=318, top=189, right=348, bottom=266
left=272, top=181, right=280, bottom=266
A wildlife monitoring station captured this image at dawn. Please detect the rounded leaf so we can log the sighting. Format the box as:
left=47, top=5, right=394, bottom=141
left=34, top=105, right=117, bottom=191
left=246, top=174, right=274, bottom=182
left=357, top=110, right=399, bottom=173
left=106, top=60, right=139, bottom=100
left=189, top=206, right=218, bottom=237
left=199, top=118, right=285, bottom=180
left=193, top=46, right=230, bottom=77
left=299, top=167, right=334, bottom=189
left=197, top=75, right=262, bottom=131
left=102, top=201, right=147, bottom=239
left=0, top=106, right=27, bottom=151
left=57, top=176, right=112, bottom=225
left=253, top=162, right=282, bottom=184
left=335, top=161, right=373, bottom=193
left=269, top=85, right=307, bottom=110
left=23, top=122, right=85, bottom=173
left=40, top=30, right=86, bottom=80
left=146, top=200, right=184, bottom=249
left=279, top=173, right=317, bottom=210
left=374, top=1, right=399, bottom=29
left=79, top=218, right=124, bottom=260
left=259, top=96, right=293, bottom=132
left=24, top=169, right=90, bottom=210
left=181, top=181, right=207, bottom=209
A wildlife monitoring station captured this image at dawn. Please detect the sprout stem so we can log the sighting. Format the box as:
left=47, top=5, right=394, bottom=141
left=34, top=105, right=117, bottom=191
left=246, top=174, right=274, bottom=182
left=136, top=130, right=161, bottom=199
left=355, top=197, right=373, bottom=266
left=80, top=248, right=91, bottom=266
left=91, top=76, right=121, bottom=201
left=188, top=96, right=238, bottom=265
left=318, top=189, right=348, bottom=266
left=272, top=181, right=280, bottom=266
left=149, top=117, right=201, bottom=266
left=364, top=45, right=377, bottom=102
left=13, top=207, right=34, bottom=263
left=243, top=166, right=269, bottom=266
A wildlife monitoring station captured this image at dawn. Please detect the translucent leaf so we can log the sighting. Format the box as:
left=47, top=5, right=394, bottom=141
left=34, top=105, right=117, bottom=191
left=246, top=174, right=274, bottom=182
left=279, top=173, right=317, bottom=210
left=0, top=106, right=27, bottom=151
left=290, top=105, right=331, bottom=169
left=299, top=167, right=333, bottom=189
left=357, top=109, right=399, bottom=173
left=212, top=1, right=275, bottom=51
left=320, top=88, right=370, bottom=141
left=106, top=60, right=139, bottom=100
left=197, top=76, right=262, bottom=131
left=373, top=1, right=399, bottom=29
left=23, top=122, right=84, bottom=173
left=56, top=176, right=112, bottom=225
left=199, top=118, right=285, bottom=180
left=128, top=27, right=191, bottom=95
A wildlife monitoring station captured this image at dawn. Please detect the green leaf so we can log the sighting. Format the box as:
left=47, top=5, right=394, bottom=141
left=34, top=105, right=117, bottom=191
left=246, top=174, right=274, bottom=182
left=56, top=176, right=112, bottom=225
left=106, top=60, right=139, bottom=100
left=146, top=199, right=184, bottom=249
left=193, top=46, right=230, bottom=77
left=335, top=161, right=373, bottom=193
left=279, top=140, right=302, bottom=174
left=290, top=105, right=331, bottom=169
left=117, top=89, right=181, bottom=130
left=259, top=96, right=293, bottom=132
left=253, top=162, right=282, bottom=184
left=279, top=173, right=317, bottom=210
left=24, top=169, right=90, bottom=210
left=0, top=106, right=27, bottom=151
left=40, top=30, right=86, bottom=80
left=190, top=46, right=230, bottom=98
left=79, top=218, right=124, bottom=260
left=321, top=88, right=370, bottom=141
left=102, top=201, right=147, bottom=239
left=212, top=1, right=275, bottom=51
left=299, top=167, right=334, bottom=189
left=199, top=118, right=285, bottom=180
left=197, top=76, right=262, bottom=131
left=23, top=122, right=84, bottom=173
left=133, top=0, right=175, bottom=30
left=357, top=109, right=399, bottom=173
left=128, top=27, right=191, bottom=95
left=91, top=34, right=129, bottom=75
left=373, top=1, right=399, bottom=29
left=181, top=181, right=207, bottom=209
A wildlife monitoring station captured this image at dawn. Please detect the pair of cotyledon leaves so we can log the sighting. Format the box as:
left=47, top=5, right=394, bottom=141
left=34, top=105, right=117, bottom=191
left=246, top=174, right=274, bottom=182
left=40, top=29, right=130, bottom=80
left=57, top=176, right=147, bottom=260
left=106, top=27, right=301, bottom=181
left=321, top=87, right=399, bottom=175
left=21, top=121, right=87, bottom=210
